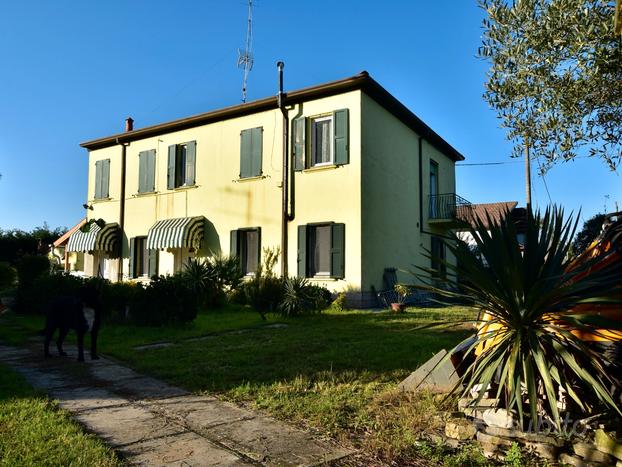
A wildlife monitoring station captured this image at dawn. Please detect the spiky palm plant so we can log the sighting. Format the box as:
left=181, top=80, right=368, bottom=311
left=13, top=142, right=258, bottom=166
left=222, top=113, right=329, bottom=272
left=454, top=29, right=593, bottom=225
left=418, top=207, right=622, bottom=430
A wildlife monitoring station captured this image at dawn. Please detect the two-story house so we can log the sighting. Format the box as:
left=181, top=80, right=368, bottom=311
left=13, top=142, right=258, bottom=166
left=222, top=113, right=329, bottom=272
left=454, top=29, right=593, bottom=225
left=67, top=70, right=469, bottom=306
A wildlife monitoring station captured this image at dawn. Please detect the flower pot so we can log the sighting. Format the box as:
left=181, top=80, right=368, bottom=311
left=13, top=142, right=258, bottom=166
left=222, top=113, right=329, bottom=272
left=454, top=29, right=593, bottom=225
left=391, top=303, right=406, bottom=313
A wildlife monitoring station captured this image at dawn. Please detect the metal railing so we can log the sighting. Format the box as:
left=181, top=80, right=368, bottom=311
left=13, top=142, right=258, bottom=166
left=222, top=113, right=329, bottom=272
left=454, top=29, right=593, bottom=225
left=428, top=193, right=472, bottom=221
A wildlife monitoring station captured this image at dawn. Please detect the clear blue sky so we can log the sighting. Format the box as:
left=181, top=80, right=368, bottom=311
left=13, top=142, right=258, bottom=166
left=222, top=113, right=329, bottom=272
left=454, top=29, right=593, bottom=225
left=0, top=1, right=619, bottom=232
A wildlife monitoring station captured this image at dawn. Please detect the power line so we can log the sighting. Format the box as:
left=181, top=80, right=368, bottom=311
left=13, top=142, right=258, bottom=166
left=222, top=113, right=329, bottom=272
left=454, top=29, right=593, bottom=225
left=536, top=157, right=553, bottom=204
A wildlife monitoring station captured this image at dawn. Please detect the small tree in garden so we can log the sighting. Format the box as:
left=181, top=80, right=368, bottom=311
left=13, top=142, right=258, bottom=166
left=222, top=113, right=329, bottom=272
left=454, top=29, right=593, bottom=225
left=417, top=207, right=622, bottom=430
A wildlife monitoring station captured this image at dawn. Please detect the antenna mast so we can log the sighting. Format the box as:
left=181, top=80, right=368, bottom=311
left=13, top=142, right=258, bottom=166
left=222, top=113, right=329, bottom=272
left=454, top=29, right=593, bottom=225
left=237, top=0, right=254, bottom=103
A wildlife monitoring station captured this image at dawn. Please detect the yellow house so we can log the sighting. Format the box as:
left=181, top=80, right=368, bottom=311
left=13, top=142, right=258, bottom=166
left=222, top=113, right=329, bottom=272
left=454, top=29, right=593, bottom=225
left=69, top=71, right=468, bottom=306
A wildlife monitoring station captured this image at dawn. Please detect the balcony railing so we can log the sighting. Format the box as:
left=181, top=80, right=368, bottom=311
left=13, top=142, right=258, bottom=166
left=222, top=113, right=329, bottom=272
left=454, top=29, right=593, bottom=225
left=428, top=193, right=472, bottom=222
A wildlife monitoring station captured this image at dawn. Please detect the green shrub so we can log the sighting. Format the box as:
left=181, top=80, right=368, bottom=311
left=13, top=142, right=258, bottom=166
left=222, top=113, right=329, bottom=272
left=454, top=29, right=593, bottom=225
left=15, top=255, right=50, bottom=288
left=99, top=280, right=140, bottom=324
left=184, top=255, right=243, bottom=309
left=15, top=272, right=84, bottom=314
left=130, top=274, right=197, bottom=326
left=243, top=275, right=285, bottom=319
left=278, top=277, right=329, bottom=317
left=331, top=292, right=348, bottom=311
left=0, top=262, right=16, bottom=291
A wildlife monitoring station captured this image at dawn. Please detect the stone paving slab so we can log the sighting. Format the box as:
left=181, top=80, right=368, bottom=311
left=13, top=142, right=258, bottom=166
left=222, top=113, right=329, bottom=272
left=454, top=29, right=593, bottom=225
left=145, top=396, right=256, bottom=431
left=49, top=386, right=130, bottom=412
left=112, top=375, right=189, bottom=400
left=0, top=343, right=354, bottom=466
left=204, top=414, right=352, bottom=466
left=74, top=404, right=186, bottom=448
left=119, top=431, right=254, bottom=466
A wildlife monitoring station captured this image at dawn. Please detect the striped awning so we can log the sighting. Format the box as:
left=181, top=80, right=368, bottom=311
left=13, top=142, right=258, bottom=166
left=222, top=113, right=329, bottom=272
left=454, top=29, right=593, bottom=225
left=67, top=222, right=120, bottom=255
left=146, top=216, right=205, bottom=250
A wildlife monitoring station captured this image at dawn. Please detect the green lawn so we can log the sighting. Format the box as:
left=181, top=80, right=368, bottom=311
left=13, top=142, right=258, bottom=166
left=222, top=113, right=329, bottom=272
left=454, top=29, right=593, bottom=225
left=0, top=305, right=490, bottom=464
left=0, top=363, right=122, bottom=466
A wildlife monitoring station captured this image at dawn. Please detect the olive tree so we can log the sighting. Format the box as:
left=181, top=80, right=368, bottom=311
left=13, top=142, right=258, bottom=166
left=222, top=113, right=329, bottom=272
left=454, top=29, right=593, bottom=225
left=479, top=0, right=622, bottom=171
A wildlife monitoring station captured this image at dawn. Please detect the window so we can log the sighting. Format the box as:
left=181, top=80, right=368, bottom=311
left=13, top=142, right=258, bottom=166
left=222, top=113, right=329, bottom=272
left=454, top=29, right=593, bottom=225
left=429, top=160, right=439, bottom=217
left=167, top=141, right=196, bottom=189
left=230, top=228, right=261, bottom=275
left=297, top=223, right=345, bottom=279
left=94, top=159, right=110, bottom=199
left=430, top=236, right=446, bottom=277
left=240, top=127, right=263, bottom=178
left=138, top=149, right=156, bottom=193
left=312, top=116, right=333, bottom=166
left=129, top=236, right=158, bottom=278
left=292, top=109, right=349, bottom=170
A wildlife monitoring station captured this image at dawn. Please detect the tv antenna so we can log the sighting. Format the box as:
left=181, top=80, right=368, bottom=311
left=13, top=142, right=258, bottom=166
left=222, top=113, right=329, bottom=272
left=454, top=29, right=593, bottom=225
left=237, top=0, right=254, bottom=103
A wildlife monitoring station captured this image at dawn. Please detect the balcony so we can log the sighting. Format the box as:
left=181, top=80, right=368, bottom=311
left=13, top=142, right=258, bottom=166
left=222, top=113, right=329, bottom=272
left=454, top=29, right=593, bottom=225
left=428, top=193, right=473, bottom=224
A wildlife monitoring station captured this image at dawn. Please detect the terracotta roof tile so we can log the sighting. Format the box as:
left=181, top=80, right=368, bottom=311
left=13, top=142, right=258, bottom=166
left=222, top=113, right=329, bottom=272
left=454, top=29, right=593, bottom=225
left=458, top=202, right=518, bottom=229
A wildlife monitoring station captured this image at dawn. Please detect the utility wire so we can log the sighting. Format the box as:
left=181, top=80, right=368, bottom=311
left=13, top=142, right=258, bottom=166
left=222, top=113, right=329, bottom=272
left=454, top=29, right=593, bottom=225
left=536, top=156, right=553, bottom=204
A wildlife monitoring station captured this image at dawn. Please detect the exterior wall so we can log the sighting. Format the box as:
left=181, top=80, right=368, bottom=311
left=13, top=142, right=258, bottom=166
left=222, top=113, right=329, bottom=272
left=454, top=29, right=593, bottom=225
left=84, top=91, right=363, bottom=290
left=285, top=91, right=362, bottom=293
left=360, top=94, right=457, bottom=302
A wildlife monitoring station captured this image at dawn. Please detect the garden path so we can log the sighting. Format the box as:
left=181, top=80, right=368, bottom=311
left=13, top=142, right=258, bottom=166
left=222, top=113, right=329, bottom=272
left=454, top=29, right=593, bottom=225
left=0, top=343, right=352, bottom=466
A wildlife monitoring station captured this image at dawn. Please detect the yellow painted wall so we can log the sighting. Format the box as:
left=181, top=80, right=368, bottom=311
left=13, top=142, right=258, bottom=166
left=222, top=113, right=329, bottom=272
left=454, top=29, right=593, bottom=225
left=360, top=94, right=457, bottom=292
left=86, top=91, right=363, bottom=288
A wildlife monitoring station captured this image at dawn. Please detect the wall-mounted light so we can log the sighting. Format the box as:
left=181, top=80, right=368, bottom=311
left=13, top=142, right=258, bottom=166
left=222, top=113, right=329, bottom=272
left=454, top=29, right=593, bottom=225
left=82, top=203, right=94, bottom=210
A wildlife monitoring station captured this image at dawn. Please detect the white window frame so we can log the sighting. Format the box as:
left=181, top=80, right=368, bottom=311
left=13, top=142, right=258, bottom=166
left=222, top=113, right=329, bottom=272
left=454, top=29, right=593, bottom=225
left=310, top=115, right=333, bottom=167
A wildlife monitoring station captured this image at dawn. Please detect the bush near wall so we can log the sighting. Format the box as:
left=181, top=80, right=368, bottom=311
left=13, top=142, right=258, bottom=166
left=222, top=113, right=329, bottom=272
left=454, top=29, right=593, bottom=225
left=129, top=274, right=197, bottom=326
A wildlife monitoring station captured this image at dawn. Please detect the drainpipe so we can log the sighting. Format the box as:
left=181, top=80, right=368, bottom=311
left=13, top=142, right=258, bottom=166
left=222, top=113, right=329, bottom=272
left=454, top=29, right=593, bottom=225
left=116, top=117, right=131, bottom=282
left=418, top=136, right=423, bottom=234
left=277, top=61, right=289, bottom=277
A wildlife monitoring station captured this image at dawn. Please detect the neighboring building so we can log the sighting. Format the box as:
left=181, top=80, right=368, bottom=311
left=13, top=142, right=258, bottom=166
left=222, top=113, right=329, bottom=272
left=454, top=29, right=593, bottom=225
left=50, top=219, right=86, bottom=273
left=68, top=71, right=468, bottom=306
left=457, top=201, right=527, bottom=253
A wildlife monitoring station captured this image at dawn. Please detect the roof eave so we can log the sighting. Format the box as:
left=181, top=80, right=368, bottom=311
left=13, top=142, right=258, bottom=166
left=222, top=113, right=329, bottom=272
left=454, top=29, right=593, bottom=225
left=80, top=71, right=465, bottom=162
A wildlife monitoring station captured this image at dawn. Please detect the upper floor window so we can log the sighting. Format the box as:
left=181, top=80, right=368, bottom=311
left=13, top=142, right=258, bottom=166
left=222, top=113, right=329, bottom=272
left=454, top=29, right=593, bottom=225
left=138, top=149, right=156, bottom=193
left=292, top=109, right=349, bottom=171
left=94, top=159, right=110, bottom=199
left=240, top=127, right=263, bottom=178
left=167, top=141, right=196, bottom=189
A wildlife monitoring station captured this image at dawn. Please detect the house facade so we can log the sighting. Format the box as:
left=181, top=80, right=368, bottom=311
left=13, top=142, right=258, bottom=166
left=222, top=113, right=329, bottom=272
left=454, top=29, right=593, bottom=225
left=69, top=71, right=467, bottom=306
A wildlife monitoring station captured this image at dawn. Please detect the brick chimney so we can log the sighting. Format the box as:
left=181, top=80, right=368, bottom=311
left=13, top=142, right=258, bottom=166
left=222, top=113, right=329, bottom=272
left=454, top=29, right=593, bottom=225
left=125, top=117, right=134, bottom=132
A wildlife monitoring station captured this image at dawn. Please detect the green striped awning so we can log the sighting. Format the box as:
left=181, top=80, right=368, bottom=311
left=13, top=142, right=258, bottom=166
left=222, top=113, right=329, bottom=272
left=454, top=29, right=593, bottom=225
left=146, top=216, right=205, bottom=250
left=67, top=223, right=120, bottom=255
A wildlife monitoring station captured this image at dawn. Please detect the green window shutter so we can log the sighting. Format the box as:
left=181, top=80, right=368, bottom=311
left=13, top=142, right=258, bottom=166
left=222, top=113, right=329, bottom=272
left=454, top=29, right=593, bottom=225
left=256, top=227, right=262, bottom=268
left=138, top=151, right=147, bottom=193
left=129, top=237, right=136, bottom=279
left=292, top=117, right=306, bottom=171
left=148, top=248, right=158, bottom=278
left=251, top=127, right=263, bottom=177
left=147, top=149, right=156, bottom=192
left=330, top=223, right=345, bottom=279
left=297, top=225, right=307, bottom=278
left=101, top=159, right=110, bottom=198
left=167, top=145, right=176, bottom=189
left=333, top=109, right=349, bottom=165
left=94, top=160, right=102, bottom=199
left=230, top=230, right=239, bottom=257
left=240, top=129, right=252, bottom=178
left=185, top=141, right=196, bottom=186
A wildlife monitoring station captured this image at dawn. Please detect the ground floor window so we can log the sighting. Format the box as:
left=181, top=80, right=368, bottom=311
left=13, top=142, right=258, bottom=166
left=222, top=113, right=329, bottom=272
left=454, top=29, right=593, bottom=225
left=130, top=236, right=158, bottom=278
left=297, top=223, right=345, bottom=279
left=430, top=236, right=446, bottom=277
left=173, top=248, right=195, bottom=273
left=230, top=228, right=261, bottom=275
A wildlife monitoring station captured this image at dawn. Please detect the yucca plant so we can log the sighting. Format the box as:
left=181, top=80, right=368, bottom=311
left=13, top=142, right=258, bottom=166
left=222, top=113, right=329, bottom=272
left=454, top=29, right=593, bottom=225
left=416, top=207, right=622, bottom=430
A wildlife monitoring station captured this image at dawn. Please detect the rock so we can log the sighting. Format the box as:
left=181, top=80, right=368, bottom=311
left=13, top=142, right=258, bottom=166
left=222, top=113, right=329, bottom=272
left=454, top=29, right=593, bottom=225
left=594, top=429, right=622, bottom=460
left=485, top=425, right=564, bottom=447
left=398, top=349, right=461, bottom=393
left=479, top=440, right=500, bottom=458
left=559, top=452, right=607, bottom=467
left=575, top=440, right=617, bottom=463
left=482, top=408, right=516, bottom=429
left=477, top=431, right=514, bottom=448
left=458, top=397, right=498, bottom=411
left=523, top=440, right=559, bottom=460
left=445, top=419, right=477, bottom=440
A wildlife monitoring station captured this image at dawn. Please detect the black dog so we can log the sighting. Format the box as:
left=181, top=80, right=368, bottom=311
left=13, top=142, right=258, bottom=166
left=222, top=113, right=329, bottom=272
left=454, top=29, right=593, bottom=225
left=43, top=286, right=101, bottom=362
